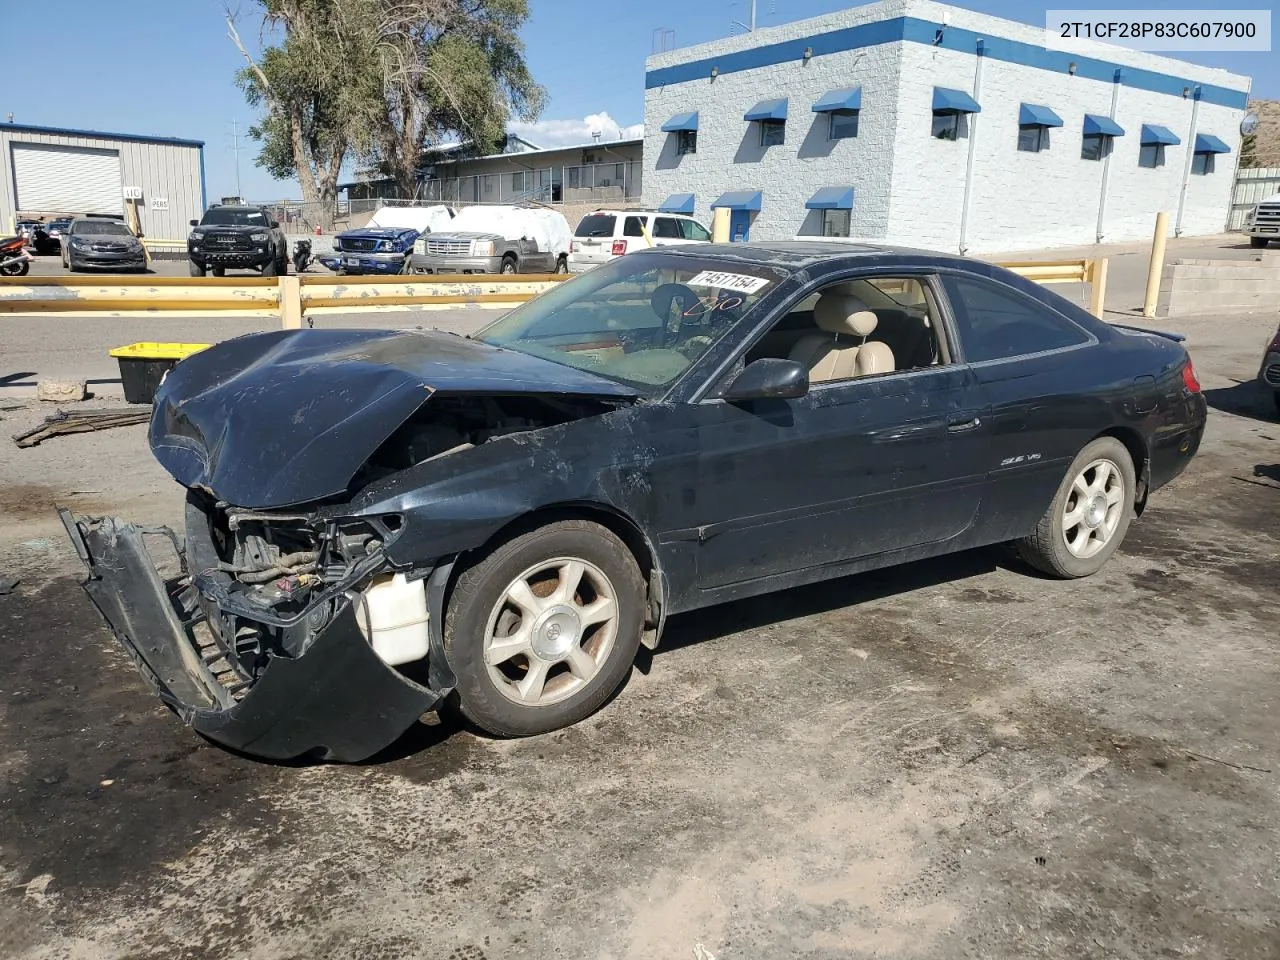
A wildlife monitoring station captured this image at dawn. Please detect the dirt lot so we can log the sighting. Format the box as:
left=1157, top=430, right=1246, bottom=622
left=0, top=305, right=1278, bottom=959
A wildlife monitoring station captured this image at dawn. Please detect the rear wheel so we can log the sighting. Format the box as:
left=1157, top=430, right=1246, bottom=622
left=1018, top=437, right=1136, bottom=578
left=554, top=255, right=568, bottom=274
left=0, top=259, right=29, bottom=277
left=444, top=520, right=645, bottom=737
left=500, top=255, right=518, bottom=275
left=189, top=260, right=206, bottom=277
left=1250, top=236, right=1270, bottom=249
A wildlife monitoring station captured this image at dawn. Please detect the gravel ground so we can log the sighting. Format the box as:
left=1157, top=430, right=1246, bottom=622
left=0, top=307, right=1277, bottom=959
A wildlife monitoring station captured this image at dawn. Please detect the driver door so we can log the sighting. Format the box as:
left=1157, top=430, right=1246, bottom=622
left=684, top=274, right=991, bottom=592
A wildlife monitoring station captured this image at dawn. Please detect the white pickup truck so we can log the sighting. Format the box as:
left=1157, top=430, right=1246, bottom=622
left=1243, top=191, right=1280, bottom=248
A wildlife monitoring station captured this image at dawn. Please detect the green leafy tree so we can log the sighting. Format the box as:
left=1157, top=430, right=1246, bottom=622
left=228, top=0, right=545, bottom=221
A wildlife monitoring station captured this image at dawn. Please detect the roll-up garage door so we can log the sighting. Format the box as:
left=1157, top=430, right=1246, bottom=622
left=12, top=143, right=123, bottom=215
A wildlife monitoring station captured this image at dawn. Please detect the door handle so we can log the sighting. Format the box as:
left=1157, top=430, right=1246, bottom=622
left=947, top=416, right=982, bottom=432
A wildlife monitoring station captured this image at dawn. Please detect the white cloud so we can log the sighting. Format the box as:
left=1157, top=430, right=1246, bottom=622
left=506, top=111, right=643, bottom=148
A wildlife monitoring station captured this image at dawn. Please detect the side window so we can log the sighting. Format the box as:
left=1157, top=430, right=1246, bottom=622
left=741, top=275, right=947, bottom=381
left=679, top=219, right=711, bottom=241
left=623, top=216, right=645, bottom=237
left=653, top=217, right=682, bottom=239
left=942, top=275, right=1090, bottom=362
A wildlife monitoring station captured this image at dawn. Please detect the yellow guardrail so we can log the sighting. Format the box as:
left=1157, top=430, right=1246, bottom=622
left=0, top=273, right=570, bottom=323
left=0, top=259, right=1108, bottom=322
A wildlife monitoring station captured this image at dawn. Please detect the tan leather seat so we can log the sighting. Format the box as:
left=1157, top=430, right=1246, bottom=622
left=788, top=294, right=896, bottom=382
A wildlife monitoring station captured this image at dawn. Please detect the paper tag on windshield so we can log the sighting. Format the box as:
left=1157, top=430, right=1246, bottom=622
left=686, top=270, right=770, bottom=294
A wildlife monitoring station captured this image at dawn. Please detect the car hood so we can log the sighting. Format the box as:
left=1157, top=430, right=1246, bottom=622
left=424, top=231, right=506, bottom=244
left=149, top=328, right=639, bottom=509
left=337, top=227, right=415, bottom=241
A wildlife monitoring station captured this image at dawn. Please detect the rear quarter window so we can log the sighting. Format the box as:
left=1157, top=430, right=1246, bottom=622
left=575, top=214, right=616, bottom=238
left=942, top=274, right=1091, bottom=362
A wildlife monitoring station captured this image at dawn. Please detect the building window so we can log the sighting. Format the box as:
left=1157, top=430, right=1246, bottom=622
left=677, top=129, right=697, bottom=155
left=759, top=119, right=785, bottom=147
left=931, top=113, right=961, bottom=141
left=1017, top=125, right=1049, bottom=153
left=1139, top=144, right=1165, bottom=168
left=828, top=110, right=859, bottom=140
left=511, top=172, right=526, bottom=192
left=1191, top=153, right=1214, bottom=175
left=821, top=209, right=852, bottom=237
left=1081, top=134, right=1110, bottom=161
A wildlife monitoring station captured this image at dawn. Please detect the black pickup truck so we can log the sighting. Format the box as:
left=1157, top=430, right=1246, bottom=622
left=188, top=205, right=288, bottom=277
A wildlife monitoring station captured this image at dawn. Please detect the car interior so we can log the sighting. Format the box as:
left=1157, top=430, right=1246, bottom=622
left=743, top=277, right=949, bottom=382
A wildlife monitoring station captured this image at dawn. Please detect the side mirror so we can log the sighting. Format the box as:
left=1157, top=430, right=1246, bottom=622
left=722, top=358, right=809, bottom=402
left=136, top=231, right=145, bottom=239
left=270, top=220, right=280, bottom=229
left=190, top=219, right=199, bottom=227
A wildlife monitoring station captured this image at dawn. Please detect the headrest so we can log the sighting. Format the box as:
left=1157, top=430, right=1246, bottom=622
left=814, top=294, right=878, bottom=337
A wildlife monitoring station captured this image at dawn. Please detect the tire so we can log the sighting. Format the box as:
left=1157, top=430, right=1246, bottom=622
left=500, top=255, right=518, bottom=275
left=211, top=267, right=226, bottom=278
left=554, top=255, right=568, bottom=275
left=189, top=261, right=206, bottom=277
left=1017, top=437, right=1136, bottom=578
left=1250, top=236, right=1270, bottom=249
left=261, top=258, right=278, bottom=277
left=444, top=519, right=646, bottom=737
left=0, top=260, right=29, bottom=277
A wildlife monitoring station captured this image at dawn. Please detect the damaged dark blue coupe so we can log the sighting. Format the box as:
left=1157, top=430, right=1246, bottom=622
left=62, top=242, right=1207, bottom=761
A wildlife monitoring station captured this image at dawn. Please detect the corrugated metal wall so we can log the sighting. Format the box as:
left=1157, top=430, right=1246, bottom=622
left=1229, top=167, right=1280, bottom=230
left=0, top=129, right=204, bottom=241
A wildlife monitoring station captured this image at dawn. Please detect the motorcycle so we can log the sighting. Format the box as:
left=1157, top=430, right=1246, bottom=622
left=292, top=238, right=313, bottom=274
left=0, top=235, right=33, bottom=277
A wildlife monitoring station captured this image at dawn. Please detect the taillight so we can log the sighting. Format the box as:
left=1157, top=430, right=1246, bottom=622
left=570, top=241, right=580, bottom=253
left=1181, top=359, right=1201, bottom=393
left=611, top=240, right=627, bottom=256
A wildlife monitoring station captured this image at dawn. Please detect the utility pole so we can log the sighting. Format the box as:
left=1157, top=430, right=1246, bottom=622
left=230, top=118, right=243, bottom=201
left=730, top=0, right=757, bottom=34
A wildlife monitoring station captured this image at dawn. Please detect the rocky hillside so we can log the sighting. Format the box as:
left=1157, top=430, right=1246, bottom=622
left=1244, top=99, right=1280, bottom=167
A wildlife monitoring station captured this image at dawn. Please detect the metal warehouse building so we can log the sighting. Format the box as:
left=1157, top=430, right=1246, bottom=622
left=643, top=0, right=1251, bottom=253
left=1, top=122, right=205, bottom=241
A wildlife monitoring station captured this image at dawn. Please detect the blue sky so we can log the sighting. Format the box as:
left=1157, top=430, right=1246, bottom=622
left=4, top=0, right=1275, bottom=201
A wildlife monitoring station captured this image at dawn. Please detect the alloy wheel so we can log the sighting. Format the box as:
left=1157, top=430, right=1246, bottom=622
left=482, top=557, right=619, bottom=707
left=1061, top=458, right=1125, bottom=559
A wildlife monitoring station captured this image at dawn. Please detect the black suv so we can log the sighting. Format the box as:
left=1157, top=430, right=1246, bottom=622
left=188, top=205, right=288, bottom=277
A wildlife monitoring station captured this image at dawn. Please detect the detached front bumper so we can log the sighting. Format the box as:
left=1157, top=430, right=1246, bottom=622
left=60, top=510, right=443, bottom=762
left=318, top=251, right=406, bottom=274
left=408, top=253, right=504, bottom=275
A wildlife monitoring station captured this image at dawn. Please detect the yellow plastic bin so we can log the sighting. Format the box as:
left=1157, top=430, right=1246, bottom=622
left=108, top=342, right=212, bottom=404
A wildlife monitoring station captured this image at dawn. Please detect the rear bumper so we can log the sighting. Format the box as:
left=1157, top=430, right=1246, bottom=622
left=409, top=253, right=505, bottom=274
left=567, top=256, right=607, bottom=274
left=1148, top=395, right=1208, bottom=494
left=318, top=252, right=406, bottom=274
left=60, top=509, right=442, bottom=762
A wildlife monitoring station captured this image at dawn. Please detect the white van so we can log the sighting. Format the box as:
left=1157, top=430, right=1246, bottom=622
left=568, top=209, right=711, bottom=273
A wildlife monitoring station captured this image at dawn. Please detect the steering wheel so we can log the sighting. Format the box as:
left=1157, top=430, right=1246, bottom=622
left=650, top=282, right=697, bottom=347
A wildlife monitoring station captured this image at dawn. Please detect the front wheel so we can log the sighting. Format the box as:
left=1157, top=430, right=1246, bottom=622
left=1018, top=437, right=1136, bottom=578
left=189, top=261, right=206, bottom=277
left=0, top=259, right=29, bottom=277
left=444, top=520, right=646, bottom=737
left=554, top=255, right=568, bottom=274
left=211, top=267, right=226, bottom=278
left=261, top=258, right=278, bottom=277
left=1250, top=236, right=1270, bottom=249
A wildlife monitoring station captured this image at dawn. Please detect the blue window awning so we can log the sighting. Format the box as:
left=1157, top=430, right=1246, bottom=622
left=658, top=193, right=696, bottom=214
left=1019, top=103, right=1064, bottom=128
left=1141, top=124, right=1181, bottom=146
left=932, top=87, right=981, bottom=114
left=805, top=186, right=854, bottom=210
left=661, top=111, right=699, bottom=133
left=744, top=98, right=788, bottom=122
left=1194, top=133, right=1231, bottom=154
left=1083, top=114, right=1125, bottom=137
left=812, top=87, right=862, bottom=113
left=711, top=190, right=763, bottom=211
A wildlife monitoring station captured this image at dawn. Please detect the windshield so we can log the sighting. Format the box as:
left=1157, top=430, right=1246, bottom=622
left=72, top=220, right=132, bottom=236
left=475, top=252, right=787, bottom=396
left=201, top=207, right=267, bottom=226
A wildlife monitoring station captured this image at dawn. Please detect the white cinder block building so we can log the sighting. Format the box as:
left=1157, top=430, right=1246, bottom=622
left=643, top=0, right=1251, bottom=253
